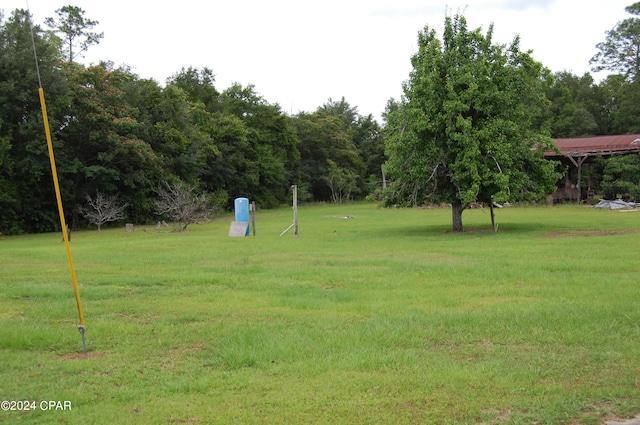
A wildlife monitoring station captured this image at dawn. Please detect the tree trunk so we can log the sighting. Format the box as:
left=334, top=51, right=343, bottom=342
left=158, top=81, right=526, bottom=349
left=490, top=200, right=497, bottom=232
left=381, top=164, right=387, bottom=190
left=451, top=200, right=464, bottom=232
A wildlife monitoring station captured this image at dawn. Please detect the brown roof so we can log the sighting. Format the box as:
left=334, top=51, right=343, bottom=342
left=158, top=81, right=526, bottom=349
left=546, top=134, right=640, bottom=158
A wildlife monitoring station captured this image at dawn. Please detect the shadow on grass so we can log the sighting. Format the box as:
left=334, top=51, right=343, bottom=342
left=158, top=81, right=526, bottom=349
left=373, top=221, right=547, bottom=238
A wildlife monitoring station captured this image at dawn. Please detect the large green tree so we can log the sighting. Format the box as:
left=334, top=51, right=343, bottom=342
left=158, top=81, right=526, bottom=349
left=384, top=14, right=559, bottom=232
left=215, top=83, right=298, bottom=207
left=352, top=114, right=385, bottom=196
left=589, top=2, right=640, bottom=133
left=591, top=2, right=640, bottom=80
left=57, top=62, right=162, bottom=223
left=317, top=97, right=383, bottom=199
left=600, top=74, right=640, bottom=133
left=545, top=72, right=603, bottom=137
left=0, top=9, right=67, bottom=233
left=45, top=5, right=103, bottom=63
left=168, top=66, right=220, bottom=113
left=294, top=109, right=361, bottom=202
left=600, top=154, right=640, bottom=201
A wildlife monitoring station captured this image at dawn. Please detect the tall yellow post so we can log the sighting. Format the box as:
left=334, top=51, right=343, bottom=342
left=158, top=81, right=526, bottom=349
left=38, top=88, right=87, bottom=350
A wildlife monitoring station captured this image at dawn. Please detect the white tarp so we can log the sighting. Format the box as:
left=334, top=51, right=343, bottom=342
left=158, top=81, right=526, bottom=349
left=594, top=199, right=638, bottom=210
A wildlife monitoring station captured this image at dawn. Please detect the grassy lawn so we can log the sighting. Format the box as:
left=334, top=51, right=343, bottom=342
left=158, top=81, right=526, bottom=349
left=0, top=203, right=639, bottom=424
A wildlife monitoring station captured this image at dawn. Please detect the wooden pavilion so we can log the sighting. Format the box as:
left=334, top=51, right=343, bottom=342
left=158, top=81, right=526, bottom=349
left=545, top=134, right=640, bottom=202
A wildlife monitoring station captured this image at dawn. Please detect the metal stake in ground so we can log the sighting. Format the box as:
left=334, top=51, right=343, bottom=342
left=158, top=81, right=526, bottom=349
left=79, top=325, right=87, bottom=353
left=280, top=185, right=299, bottom=237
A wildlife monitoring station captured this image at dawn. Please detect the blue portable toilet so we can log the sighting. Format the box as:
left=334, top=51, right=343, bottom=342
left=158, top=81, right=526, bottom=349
left=234, top=197, right=250, bottom=235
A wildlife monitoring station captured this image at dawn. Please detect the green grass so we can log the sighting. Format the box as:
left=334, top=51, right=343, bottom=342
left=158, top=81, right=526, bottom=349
left=1, top=203, right=639, bottom=424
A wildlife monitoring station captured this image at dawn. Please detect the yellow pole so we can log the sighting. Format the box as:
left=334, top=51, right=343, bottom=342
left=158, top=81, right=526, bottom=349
left=38, top=88, right=86, bottom=329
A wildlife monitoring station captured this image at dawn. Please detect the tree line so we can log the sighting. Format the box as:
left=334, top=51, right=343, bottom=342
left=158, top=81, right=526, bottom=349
left=1, top=4, right=639, bottom=234
left=0, top=7, right=384, bottom=234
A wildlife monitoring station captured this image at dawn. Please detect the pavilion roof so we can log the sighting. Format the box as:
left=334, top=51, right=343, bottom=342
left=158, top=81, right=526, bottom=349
left=546, top=134, right=640, bottom=158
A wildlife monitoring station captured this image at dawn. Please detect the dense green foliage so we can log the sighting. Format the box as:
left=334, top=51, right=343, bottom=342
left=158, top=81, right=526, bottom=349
left=1, top=4, right=640, bottom=234
left=590, top=1, right=640, bottom=80
left=384, top=14, right=560, bottom=231
left=600, top=154, right=640, bottom=200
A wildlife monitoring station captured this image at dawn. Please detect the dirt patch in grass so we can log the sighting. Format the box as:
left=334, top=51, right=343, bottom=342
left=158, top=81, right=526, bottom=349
left=567, top=400, right=640, bottom=425
left=168, top=417, right=203, bottom=423
left=542, top=229, right=640, bottom=238
left=603, top=414, right=640, bottom=425
left=58, top=351, right=107, bottom=360
left=322, top=215, right=358, bottom=219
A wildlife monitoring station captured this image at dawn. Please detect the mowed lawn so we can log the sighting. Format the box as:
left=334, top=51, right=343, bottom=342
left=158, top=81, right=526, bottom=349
left=0, top=203, right=639, bottom=424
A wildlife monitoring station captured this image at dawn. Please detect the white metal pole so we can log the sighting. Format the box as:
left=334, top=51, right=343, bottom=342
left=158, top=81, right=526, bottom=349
left=293, top=185, right=298, bottom=237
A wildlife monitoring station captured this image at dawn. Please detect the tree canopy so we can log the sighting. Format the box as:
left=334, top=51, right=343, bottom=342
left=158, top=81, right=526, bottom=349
left=591, top=2, right=640, bottom=81
left=45, top=5, right=103, bottom=63
left=384, top=14, right=560, bottom=232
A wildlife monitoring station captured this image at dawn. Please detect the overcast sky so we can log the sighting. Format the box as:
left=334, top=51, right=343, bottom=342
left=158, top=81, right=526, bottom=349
left=2, top=0, right=633, bottom=121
